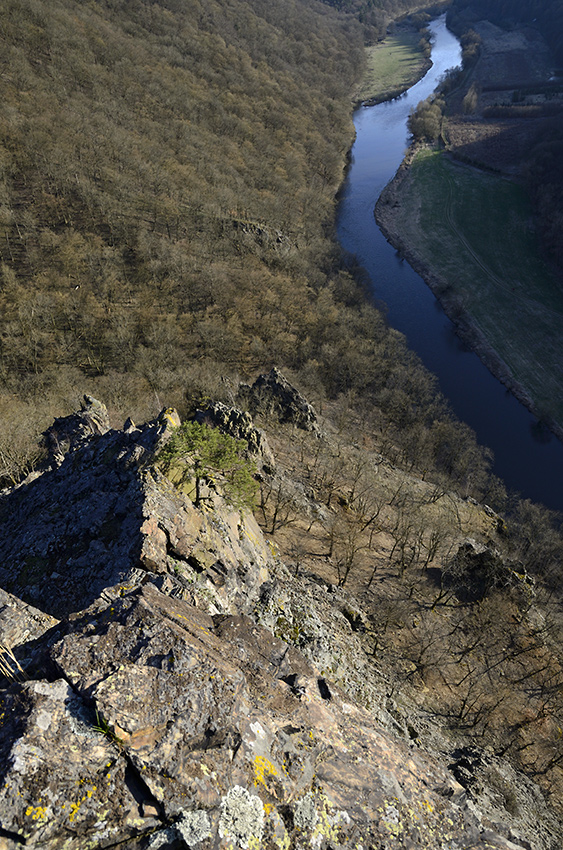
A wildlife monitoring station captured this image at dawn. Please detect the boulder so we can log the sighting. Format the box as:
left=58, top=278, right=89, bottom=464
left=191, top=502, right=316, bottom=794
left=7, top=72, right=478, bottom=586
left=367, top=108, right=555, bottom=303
left=441, top=539, right=515, bottom=602
left=238, top=368, right=318, bottom=432
left=0, top=587, right=58, bottom=651
left=0, top=677, right=153, bottom=849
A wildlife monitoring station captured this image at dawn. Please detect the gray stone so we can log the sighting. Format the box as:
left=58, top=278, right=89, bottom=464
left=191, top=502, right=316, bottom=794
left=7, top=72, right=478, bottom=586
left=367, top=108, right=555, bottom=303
left=441, top=539, right=525, bottom=602
left=238, top=368, right=318, bottom=432
left=0, top=580, right=535, bottom=849
left=42, top=394, right=110, bottom=466
left=0, top=587, right=58, bottom=653
left=0, top=401, right=558, bottom=850
left=0, top=407, right=272, bottom=619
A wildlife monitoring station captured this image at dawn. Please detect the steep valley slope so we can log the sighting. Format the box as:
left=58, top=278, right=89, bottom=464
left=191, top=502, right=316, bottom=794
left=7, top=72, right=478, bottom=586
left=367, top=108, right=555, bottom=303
left=1, top=385, right=563, bottom=849
left=1, top=0, right=563, bottom=848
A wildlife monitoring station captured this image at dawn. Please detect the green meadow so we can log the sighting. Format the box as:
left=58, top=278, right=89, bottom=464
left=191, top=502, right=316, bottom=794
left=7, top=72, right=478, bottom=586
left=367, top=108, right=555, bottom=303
left=356, top=30, right=428, bottom=102
left=396, top=149, right=563, bottom=426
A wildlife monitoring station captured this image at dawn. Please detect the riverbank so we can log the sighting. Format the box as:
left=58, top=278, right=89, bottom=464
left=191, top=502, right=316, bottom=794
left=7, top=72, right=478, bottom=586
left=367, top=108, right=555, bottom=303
left=353, top=27, right=431, bottom=106
left=375, top=147, right=563, bottom=444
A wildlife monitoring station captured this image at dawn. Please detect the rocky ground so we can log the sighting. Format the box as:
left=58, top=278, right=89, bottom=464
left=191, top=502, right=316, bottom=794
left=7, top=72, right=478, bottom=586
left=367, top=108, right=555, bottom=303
left=0, top=376, right=561, bottom=849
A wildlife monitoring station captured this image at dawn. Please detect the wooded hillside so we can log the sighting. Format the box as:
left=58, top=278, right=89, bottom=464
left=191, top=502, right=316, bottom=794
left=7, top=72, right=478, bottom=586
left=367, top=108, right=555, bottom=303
left=2, top=1, right=563, bottom=834
left=0, top=0, right=497, bottom=500
left=0, top=0, right=358, bottom=455
left=320, top=0, right=451, bottom=41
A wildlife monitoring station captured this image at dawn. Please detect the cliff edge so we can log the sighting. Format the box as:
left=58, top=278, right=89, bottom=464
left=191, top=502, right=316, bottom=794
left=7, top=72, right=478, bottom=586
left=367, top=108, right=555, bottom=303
left=0, top=387, right=556, bottom=849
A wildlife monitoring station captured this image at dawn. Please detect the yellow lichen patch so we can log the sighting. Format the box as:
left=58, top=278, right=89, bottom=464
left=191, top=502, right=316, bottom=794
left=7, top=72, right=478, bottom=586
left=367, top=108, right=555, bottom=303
left=307, top=793, right=350, bottom=847
left=63, top=783, right=98, bottom=823
left=295, top=730, right=315, bottom=752
left=380, top=801, right=403, bottom=838
left=25, top=805, right=47, bottom=821
left=275, top=832, right=291, bottom=850
left=242, top=522, right=263, bottom=549
left=266, top=539, right=279, bottom=558
left=253, top=755, right=278, bottom=790
left=419, top=798, right=434, bottom=814
left=68, top=802, right=81, bottom=823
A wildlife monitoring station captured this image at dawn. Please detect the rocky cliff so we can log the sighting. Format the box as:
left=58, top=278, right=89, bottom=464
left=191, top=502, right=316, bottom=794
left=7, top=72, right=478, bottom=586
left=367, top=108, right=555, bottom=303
left=0, top=384, right=557, bottom=849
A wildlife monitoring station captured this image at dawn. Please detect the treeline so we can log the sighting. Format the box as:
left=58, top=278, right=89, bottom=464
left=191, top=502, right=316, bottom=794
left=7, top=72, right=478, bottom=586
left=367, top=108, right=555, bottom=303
left=320, top=0, right=451, bottom=42
left=447, top=0, right=563, bottom=65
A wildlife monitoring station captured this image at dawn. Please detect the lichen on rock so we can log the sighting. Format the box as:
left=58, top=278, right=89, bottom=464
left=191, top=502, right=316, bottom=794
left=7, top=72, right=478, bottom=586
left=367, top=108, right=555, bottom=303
left=294, top=791, right=319, bottom=831
left=218, top=785, right=265, bottom=848
left=149, top=809, right=212, bottom=848
left=0, top=401, right=558, bottom=850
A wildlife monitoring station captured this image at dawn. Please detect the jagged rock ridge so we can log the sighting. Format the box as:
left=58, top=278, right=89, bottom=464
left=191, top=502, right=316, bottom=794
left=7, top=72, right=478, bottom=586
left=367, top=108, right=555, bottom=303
left=0, top=383, right=554, bottom=849
left=0, top=398, right=270, bottom=620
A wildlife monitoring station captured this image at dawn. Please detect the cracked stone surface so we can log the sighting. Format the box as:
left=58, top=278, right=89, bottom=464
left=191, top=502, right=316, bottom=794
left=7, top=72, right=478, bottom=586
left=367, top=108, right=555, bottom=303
left=0, top=582, right=532, bottom=850
left=0, top=407, right=271, bottom=620
left=0, top=401, right=557, bottom=850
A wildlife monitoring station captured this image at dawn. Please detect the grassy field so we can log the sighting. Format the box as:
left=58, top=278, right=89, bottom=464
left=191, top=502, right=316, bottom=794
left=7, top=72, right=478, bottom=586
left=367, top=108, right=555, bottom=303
left=355, top=30, right=428, bottom=103
left=393, top=149, right=563, bottom=427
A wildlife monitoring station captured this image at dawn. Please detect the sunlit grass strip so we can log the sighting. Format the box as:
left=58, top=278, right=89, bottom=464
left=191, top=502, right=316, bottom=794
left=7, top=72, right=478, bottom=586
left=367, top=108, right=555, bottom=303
left=356, top=30, right=428, bottom=103
left=0, top=642, right=27, bottom=683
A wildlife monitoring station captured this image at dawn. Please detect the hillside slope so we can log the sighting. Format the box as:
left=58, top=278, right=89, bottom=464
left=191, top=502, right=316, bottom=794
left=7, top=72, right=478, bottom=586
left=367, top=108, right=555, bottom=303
left=0, top=0, right=360, bottom=403
left=2, top=2, right=563, bottom=847
left=0, top=0, right=496, bottom=509
left=1, top=391, right=562, bottom=849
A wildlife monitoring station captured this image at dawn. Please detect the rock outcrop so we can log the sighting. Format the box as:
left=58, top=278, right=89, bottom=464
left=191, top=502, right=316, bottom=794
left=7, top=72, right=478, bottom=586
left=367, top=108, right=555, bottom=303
left=238, top=368, right=318, bottom=432
left=195, top=401, right=276, bottom=473
left=441, top=539, right=530, bottom=602
left=43, top=394, right=111, bottom=467
left=0, top=406, right=271, bottom=619
left=0, top=399, right=557, bottom=849
left=0, top=580, right=533, bottom=850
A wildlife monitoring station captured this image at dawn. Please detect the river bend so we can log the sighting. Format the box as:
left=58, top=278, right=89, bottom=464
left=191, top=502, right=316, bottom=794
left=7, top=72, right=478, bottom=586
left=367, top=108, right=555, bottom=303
left=337, top=16, right=563, bottom=511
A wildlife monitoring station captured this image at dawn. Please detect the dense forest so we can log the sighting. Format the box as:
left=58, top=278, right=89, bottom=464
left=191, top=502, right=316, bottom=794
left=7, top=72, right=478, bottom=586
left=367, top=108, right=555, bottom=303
left=0, top=0, right=561, bottom=570
left=0, top=0, right=359, bottom=468
left=320, top=0, right=450, bottom=41
left=0, top=0, right=499, bottom=503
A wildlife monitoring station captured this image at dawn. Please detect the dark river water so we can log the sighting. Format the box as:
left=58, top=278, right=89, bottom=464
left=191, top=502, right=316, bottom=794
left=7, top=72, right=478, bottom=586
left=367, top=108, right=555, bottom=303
left=337, top=15, right=563, bottom=512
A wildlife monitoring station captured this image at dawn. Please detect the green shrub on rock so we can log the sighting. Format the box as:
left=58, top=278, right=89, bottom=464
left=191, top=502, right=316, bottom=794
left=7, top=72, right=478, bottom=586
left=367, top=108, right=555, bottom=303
left=157, top=420, right=257, bottom=509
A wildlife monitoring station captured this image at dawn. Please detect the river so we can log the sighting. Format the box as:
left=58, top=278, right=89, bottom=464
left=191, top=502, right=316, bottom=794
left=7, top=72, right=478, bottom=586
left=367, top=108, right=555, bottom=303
left=337, top=15, right=563, bottom=512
